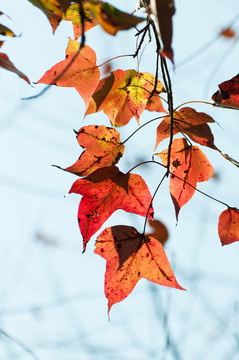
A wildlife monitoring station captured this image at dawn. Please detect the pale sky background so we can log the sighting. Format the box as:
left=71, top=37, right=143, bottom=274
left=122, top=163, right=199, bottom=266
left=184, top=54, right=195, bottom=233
left=0, top=1, right=239, bottom=359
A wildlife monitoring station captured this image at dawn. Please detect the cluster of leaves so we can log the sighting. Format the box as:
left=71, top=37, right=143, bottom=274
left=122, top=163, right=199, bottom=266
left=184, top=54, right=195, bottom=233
left=1, top=0, right=239, bottom=313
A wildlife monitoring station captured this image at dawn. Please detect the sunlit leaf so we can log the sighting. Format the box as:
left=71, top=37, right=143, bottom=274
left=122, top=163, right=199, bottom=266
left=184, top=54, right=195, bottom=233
left=95, top=225, right=184, bottom=312
left=38, top=38, right=100, bottom=107
left=89, top=1, right=145, bottom=35
left=65, top=125, right=124, bottom=176
left=155, top=107, right=216, bottom=149
left=86, top=69, right=165, bottom=125
left=212, top=74, right=239, bottom=109
left=157, top=138, right=214, bottom=219
left=218, top=208, right=239, bottom=245
left=63, top=2, right=98, bottom=40
left=69, top=166, right=154, bottom=250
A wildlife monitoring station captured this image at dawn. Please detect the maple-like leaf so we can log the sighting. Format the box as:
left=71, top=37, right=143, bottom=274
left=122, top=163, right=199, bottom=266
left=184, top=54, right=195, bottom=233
left=218, top=208, right=239, bottom=245
left=95, top=225, right=184, bottom=312
left=212, top=74, right=239, bottom=109
left=88, top=1, right=145, bottom=35
left=65, top=125, right=124, bottom=176
left=38, top=38, right=100, bottom=107
left=0, top=24, right=15, bottom=37
left=150, top=0, right=175, bottom=62
left=0, top=52, right=30, bottom=83
left=63, top=2, right=98, bottom=40
left=28, top=0, right=63, bottom=32
left=157, top=138, right=214, bottom=219
left=85, top=69, right=165, bottom=125
left=69, top=166, right=154, bottom=250
left=155, top=107, right=216, bottom=149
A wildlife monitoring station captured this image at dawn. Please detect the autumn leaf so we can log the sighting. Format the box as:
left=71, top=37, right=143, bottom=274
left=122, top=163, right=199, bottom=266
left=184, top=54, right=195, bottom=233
left=57, top=0, right=71, bottom=13
left=218, top=208, right=239, bottom=245
left=88, top=1, right=145, bottom=35
left=150, top=0, right=175, bottom=62
left=65, top=125, right=124, bottom=176
left=85, top=69, right=165, bottom=125
left=127, top=71, right=164, bottom=121
left=95, top=225, right=184, bottom=312
left=38, top=38, right=100, bottom=107
left=212, top=74, right=239, bottom=109
left=0, top=24, right=15, bottom=37
left=28, top=0, right=64, bottom=32
left=145, top=95, right=166, bottom=113
left=220, top=27, right=236, bottom=38
left=63, top=2, right=98, bottom=40
left=0, top=52, right=30, bottom=83
left=155, top=107, right=216, bottom=149
left=157, top=138, right=214, bottom=219
left=146, top=219, right=168, bottom=246
left=69, top=166, right=154, bottom=250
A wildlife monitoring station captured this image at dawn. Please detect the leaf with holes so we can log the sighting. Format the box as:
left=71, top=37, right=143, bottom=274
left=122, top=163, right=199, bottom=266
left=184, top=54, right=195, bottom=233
left=212, top=74, right=239, bottom=109
left=155, top=107, right=216, bottom=149
left=38, top=38, right=100, bottom=107
left=157, top=138, right=214, bottom=219
left=65, top=125, right=124, bottom=176
left=95, top=225, right=184, bottom=312
left=63, top=2, right=98, bottom=40
left=69, top=166, right=154, bottom=250
left=85, top=69, right=165, bottom=125
left=88, top=1, right=145, bottom=35
left=218, top=208, right=239, bottom=245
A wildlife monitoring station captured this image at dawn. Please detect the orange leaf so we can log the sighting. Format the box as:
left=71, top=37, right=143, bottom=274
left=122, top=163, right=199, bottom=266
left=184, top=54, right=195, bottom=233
left=65, top=125, right=124, bottom=176
left=0, top=52, right=30, bottom=83
left=95, top=225, right=184, bottom=312
left=220, top=27, right=236, bottom=38
left=155, top=107, right=216, bottom=149
left=146, top=95, right=166, bottom=113
left=38, top=38, right=100, bottom=107
left=85, top=69, right=165, bottom=125
left=69, top=166, right=154, bottom=250
left=28, top=0, right=64, bottom=32
left=212, top=74, right=239, bottom=109
left=89, top=1, right=145, bottom=35
left=157, top=138, right=214, bottom=219
left=63, top=2, right=98, bottom=40
left=218, top=208, right=239, bottom=245
left=146, top=219, right=168, bottom=246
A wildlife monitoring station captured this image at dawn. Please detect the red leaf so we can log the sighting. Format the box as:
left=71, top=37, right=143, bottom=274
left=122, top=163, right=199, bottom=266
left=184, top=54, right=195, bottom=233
left=38, top=38, right=100, bottom=107
left=220, top=28, right=236, bottom=38
left=65, top=125, right=124, bottom=176
left=95, top=225, right=184, bottom=312
left=212, top=74, right=239, bottom=109
left=146, top=219, right=168, bottom=246
left=146, top=95, right=166, bottom=113
left=218, top=208, right=239, bottom=245
left=157, top=138, right=214, bottom=219
left=69, top=166, right=154, bottom=250
left=0, top=52, right=30, bottom=83
left=155, top=107, right=216, bottom=149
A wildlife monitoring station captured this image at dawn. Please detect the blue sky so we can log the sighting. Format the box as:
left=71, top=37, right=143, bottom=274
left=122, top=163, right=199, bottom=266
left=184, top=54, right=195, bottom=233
left=0, top=1, right=239, bottom=359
